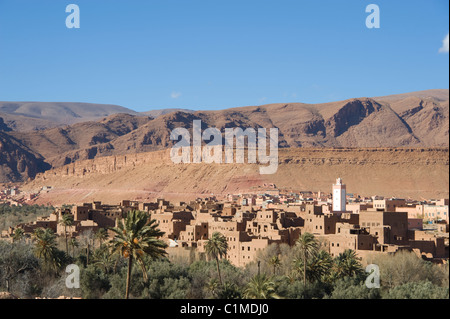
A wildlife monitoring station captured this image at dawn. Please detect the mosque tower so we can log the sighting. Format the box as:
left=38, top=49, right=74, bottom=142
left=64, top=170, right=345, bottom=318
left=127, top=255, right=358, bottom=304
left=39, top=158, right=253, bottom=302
left=332, top=177, right=346, bottom=212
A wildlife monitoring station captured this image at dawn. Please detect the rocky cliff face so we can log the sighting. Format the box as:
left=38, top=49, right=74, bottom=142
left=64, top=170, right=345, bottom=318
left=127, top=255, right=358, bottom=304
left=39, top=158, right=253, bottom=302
left=24, top=147, right=449, bottom=204
left=0, top=117, right=12, bottom=132
left=324, top=99, right=382, bottom=137
left=0, top=132, right=50, bottom=182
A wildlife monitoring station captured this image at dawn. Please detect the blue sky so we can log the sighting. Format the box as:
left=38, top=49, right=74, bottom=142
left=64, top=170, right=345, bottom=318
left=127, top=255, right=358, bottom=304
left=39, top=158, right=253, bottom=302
left=0, top=0, right=448, bottom=112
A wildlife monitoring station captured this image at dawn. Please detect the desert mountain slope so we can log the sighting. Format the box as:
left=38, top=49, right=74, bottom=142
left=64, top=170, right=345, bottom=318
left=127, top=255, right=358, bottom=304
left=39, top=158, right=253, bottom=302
left=0, top=90, right=448, bottom=183
left=50, top=95, right=444, bottom=163
left=0, top=101, right=139, bottom=131
left=373, top=89, right=449, bottom=102
left=23, top=148, right=449, bottom=205
left=386, top=97, right=449, bottom=147
left=141, top=108, right=194, bottom=118
left=0, top=132, right=50, bottom=182
left=9, top=113, right=153, bottom=167
left=0, top=117, right=12, bottom=132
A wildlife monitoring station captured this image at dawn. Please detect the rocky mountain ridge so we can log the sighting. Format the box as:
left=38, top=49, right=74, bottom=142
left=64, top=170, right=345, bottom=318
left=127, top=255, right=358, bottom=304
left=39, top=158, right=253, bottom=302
left=0, top=89, right=448, bottom=183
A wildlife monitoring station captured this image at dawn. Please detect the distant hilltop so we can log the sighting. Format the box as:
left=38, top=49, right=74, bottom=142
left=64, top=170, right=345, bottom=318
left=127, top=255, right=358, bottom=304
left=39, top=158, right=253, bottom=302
left=0, top=89, right=448, bottom=184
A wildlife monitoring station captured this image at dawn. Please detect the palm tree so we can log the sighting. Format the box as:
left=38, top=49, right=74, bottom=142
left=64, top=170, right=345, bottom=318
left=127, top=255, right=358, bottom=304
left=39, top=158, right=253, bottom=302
left=79, top=229, right=95, bottom=265
left=207, top=278, right=220, bottom=298
left=59, top=213, right=74, bottom=255
left=12, top=228, right=25, bottom=242
left=268, top=255, right=281, bottom=276
left=313, top=250, right=333, bottom=282
left=293, top=249, right=333, bottom=283
left=333, top=249, right=363, bottom=279
left=68, top=237, right=79, bottom=258
left=33, top=228, right=59, bottom=271
left=205, top=232, right=228, bottom=285
left=92, top=245, right=114, bottom=274
left=95, top=228, right=109, bottom=248
left=295, top=232, right=319, bottom=286
left=110, top=210, right=167, bottom=299
left=243, top=274, right=280, bottom=299
left=218, top=282, right=242, bottom=299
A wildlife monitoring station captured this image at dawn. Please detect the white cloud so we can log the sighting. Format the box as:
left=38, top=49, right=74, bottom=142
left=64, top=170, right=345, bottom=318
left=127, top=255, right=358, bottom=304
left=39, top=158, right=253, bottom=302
left=171, top=91, right=182, bottom=99
left=439, top=33, right=449, bottom=53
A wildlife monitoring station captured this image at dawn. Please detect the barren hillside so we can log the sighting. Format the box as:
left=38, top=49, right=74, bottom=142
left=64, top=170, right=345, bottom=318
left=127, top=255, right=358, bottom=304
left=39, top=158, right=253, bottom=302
left=0, top=132, right=50, bottom=182
left=22, top=147, right=449, bottom=205
left=1, top=90, right=448, bottom=186
left=0, top=101, right=138, bottom=131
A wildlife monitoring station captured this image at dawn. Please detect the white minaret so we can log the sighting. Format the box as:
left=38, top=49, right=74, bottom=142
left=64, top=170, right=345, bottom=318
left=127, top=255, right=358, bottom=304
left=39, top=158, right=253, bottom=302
left=332, top=177, right=346, bottom=212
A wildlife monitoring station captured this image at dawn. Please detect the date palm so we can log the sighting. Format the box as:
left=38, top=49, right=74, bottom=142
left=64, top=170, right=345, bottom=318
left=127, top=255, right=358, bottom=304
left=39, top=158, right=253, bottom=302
left=243, top=274, right=280, bottom=299
left=268, top=255, right=281, bottom=276
left=12, top=228, right=25, bottom=242
left=205, top=232, right=228, bottom=286
left=310, top=250, right=333, bottom=282
left=92, top=245, right=114, bottom=274
left=95, top=228, right=109, bottom=248
left=207, top=278, right=220, bottom=298
left=69, top=237, right=79, bottom=258
left=59, top=213, right=74, bottom=255
left=110, top=210, right=167, bottom=299
left=295, top=232, right=319, bottom=286
left=33, top=228, right=59, bottom=271
left=334, top=249, right=363, bottom=279
left=79, top=229, right=94, bottom=265
left=294, top=249, right=333, bottom=283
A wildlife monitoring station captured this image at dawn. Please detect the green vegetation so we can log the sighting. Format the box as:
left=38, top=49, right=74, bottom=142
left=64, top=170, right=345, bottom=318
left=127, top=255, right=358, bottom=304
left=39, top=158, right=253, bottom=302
left=205, top=231, right=228, bottom=286
left=0, top=212, right=448, bottom=299
left=0, top=204, right=54, bottom=231
left=110, top=210, right=167, bottom=299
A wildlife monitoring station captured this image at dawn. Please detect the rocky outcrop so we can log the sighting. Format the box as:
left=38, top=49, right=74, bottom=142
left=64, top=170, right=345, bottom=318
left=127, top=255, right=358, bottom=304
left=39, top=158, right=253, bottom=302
left=0, top=117, right=12, bottom=132
left=0, top=132, right=50, bottom=182
left=324, top=99, right=382, bottom=137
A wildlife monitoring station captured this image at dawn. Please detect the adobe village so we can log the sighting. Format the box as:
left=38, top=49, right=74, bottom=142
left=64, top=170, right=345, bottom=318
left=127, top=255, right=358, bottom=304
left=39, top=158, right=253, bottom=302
left=2, top=178, right=448, bottom=267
